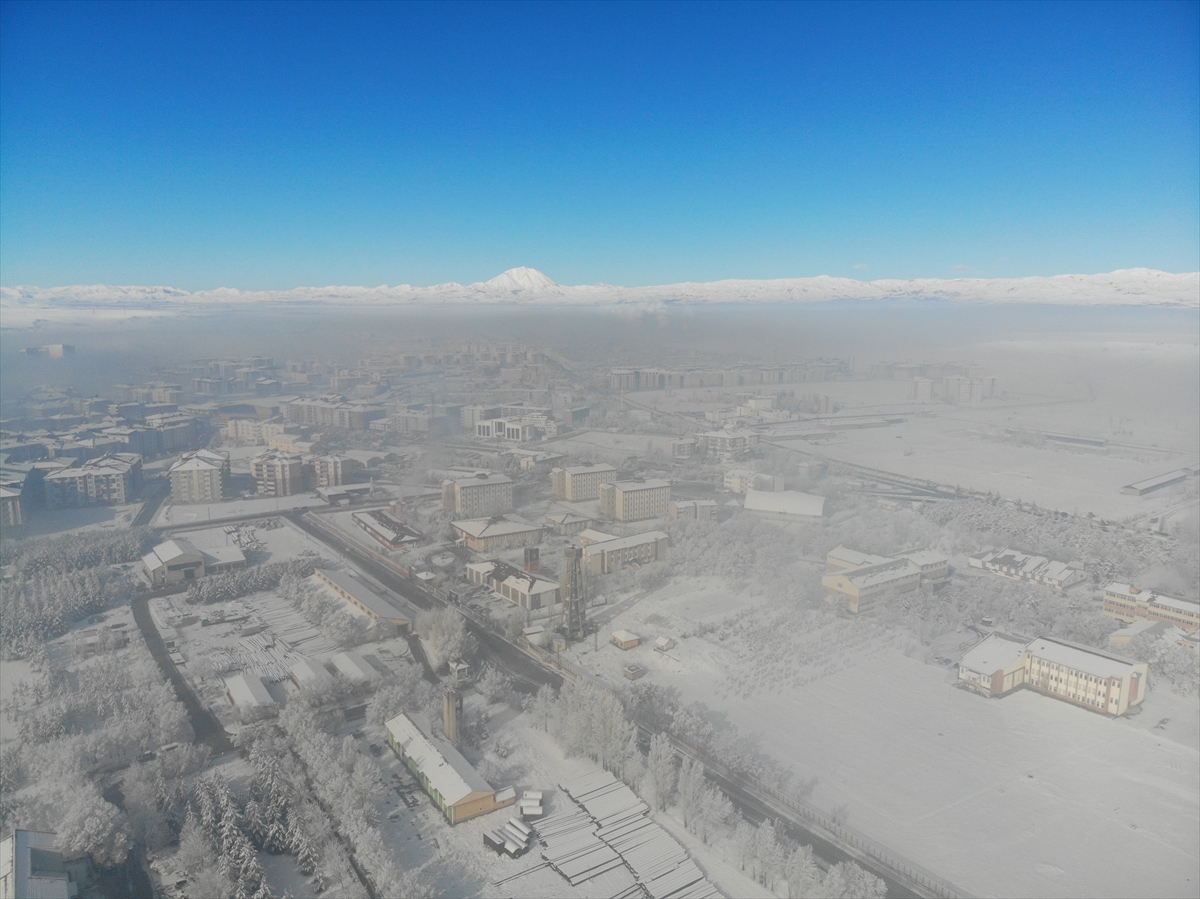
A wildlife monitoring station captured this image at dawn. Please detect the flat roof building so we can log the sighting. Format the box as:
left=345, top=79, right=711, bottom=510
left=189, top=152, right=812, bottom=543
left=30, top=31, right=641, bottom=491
left=331, top=650, right=380, bottom=683
left=551, top=463, right=617, bottom=502
left=225, top=673, right=275, bottom=708
left=1121, top=469, right=1193, bottom=496
left=385, top=712, right=516, bottom=824
left=599, top=479, right=671, bottom=522
left=452, top=516, right=543, bottom=553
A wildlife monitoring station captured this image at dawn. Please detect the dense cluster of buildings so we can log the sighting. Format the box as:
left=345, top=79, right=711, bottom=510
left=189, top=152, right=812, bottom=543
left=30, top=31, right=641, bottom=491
left=958, top=633, right=1148, bottom=716
left=606, top=361, right=848, bottom=392
left=968, top=548, right=1087, bottom=591
left=1102, top=583, right=1200, bottom=632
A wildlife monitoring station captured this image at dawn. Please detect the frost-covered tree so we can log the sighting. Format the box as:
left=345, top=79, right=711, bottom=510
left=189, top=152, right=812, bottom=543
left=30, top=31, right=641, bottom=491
left=675, top=757, right=705, bottom=830
left=476, top=664, right=511, bottom=703
left=753, top=820, right=784, bottom=888
left=695, top=783, right=732, bottom=844
left=528, top=684, right=557, bottom=732
left=646, top=733, right=677, bottom=811
left=731, top=818, right=756, bottom=872
left=784, top=845, right=822, bottom=899
left=55, top=786, right=130, bottom=868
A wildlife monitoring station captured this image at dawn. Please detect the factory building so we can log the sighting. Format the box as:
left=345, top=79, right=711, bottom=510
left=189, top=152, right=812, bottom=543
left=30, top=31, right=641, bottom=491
left=315, top=569, right=412, bottom=631
left=352, top=509, right=425, bottom=550
left=598, top=478, right=671, bottom=522
left=1102, top=584, right=1199, bottom=632
left=551, top=463, right=617, bottom=502
left=467, top=560, right=561, bottom=615
left=142, top=538, right=247, bottom=586
left=442, top=472, right=513, bottom=517
left=742, top=489, right=825, bottom=521
left=169, top=449, right=231, bottom=504
left=957, top=634, right=1148, bottom=716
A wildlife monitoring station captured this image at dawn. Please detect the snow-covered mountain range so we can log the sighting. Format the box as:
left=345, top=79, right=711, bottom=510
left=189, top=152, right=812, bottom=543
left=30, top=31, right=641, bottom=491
left=3, top=266, right=1197, bottom=311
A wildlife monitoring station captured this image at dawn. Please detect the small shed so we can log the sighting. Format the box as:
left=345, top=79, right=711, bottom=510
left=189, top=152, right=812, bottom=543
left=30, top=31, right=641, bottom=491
left=654, top=636, right=676, bottom=652
left=623, top=664, right=646, bottom=680
left=611, top=630, right=641, bottom=651
left=290, top=657, right=334, bottom=690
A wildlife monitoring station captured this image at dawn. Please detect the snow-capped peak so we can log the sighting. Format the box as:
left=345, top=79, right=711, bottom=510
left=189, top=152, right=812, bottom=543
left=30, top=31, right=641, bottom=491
left=482, top=267, right=559, bottom=294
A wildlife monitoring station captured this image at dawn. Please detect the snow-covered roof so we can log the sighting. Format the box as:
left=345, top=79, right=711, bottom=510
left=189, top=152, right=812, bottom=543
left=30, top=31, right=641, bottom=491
left=144, top=538, right=203, bottom=571
left=331, top=651, right=379, bottom=682
left=743, top=489, right=825, bottom=518
left=1026, top=637, right=1141, bottom=679
left=289, top=658, right=334, bottom=688
left=612, top=629, right=640, bottom=643
left=827, top=545, right=889, bottom=567
left=447, top=472, right=512, bottom=487
left=202, top=546, right=246, bottom=567
left=545, top=510, right=591, bottom=524
left=577, top=528, right=618, bottom=546
left=584, top=530, right=668, bottom=553
left=170, top=450, right=227, bottom=472
left=902, top=550, right=950, bottom=568
left=385, top=713, right=493, bottom=806
left=452, top=516, right=542, bottom=539
left=316, top=569, right=409, bottom=623
left=612, top=478, right=671, bottom=492
left=225, top=673, right=274, bottom=707
left=562, top=463, right=616, bottom=475
left=841, top=558, right=920, bottom=587
left=958, top=634, right=1029, bottom=675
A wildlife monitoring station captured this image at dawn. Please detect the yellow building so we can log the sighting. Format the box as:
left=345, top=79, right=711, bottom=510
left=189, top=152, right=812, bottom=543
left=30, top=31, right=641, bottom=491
left=598, top=478, right=671, bottom=522
left=582, top=530, right=669, bottom=575
left=1103, top=583, right=1199, bottom=632
left=442, top=472, right=513, bottom=517
left=822, top=558, right=921, bottom=614
left=551, top=463, right=617, bottom=502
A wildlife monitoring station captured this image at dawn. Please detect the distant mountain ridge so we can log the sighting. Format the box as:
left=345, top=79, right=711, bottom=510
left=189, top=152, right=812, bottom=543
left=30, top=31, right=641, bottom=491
left=3, top=267, right=1197, bottom=309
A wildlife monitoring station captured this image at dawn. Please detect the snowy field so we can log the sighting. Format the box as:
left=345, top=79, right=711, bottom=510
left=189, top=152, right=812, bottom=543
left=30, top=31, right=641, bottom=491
left=152, top=493, right=325, bottom=527
left=8, top=501, right=142, bottom=539
left=786, top=415, right=1197, bottom=520
left=567, top=578, right=1200, bottom=899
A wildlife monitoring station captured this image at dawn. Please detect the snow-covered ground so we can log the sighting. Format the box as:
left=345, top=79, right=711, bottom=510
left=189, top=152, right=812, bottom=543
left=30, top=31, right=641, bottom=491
left=9, top=501, right=142, bottom=538
left=152, top=493, right=325, bottom=527
left=172, top=518, right=322, bottom=564
left=568, top=578, right=1200, bottom=899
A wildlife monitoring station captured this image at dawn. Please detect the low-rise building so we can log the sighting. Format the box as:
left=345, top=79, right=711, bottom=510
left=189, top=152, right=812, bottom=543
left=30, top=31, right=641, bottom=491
left=225, top=673, right=275, bottom=708
left=385, top=712, right=516, bottom=824
left=698, top=429, right=760, bottom=460
left=466, top=560, right=561, bottom=616
left=822, top=558, right=922, bottom=614
left=331, top=650, right=381, bottom=682
left=452, top=516, right=543, bottom=553
left=289, top=658, right=335, bottom=691
left=315, top=568, right=412, bottom=630
left=582, top=530, right=669, bottom=575
left=599, top=478, right=671, bottom=522
left=724, top=469, right=782, bottom=494
left=969, top=548, right=1086, bottom=591
left=668, top=499, right=717, bottom=521
left=169, top=449, right=231, bottom=504
left=957, top=633, right=1149, bottom=716
left=742, top=488, right=825, bottom=521
left=0, top=484, right=22, bottom=529
left=442, top=472, right=513, bottom=517
left=551, top=463, right=617, bottom=502
left=825, top=545, right=890, bottom=571
left=611, top=630, right=641, bottom=650
left=545, top=510, right=592, bottom=535
left=142, top=538, right=206, bottom=585
left=1102, top=583, right=1199, bottom=632
left=352, top=509, right=425, bottom=550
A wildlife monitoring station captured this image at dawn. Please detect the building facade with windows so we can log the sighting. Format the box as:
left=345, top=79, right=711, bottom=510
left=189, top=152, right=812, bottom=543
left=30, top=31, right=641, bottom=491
left=1103, top=583, right=1199, bottom=631
left=598, top=479, right=671, bottom=522
left=43, top=453, right=142, bottom=509
left=442, top=472, right=513, bottom=517
left=551, top=463, right=617, bottom=502
left=169, top=449, right=230, bottom=504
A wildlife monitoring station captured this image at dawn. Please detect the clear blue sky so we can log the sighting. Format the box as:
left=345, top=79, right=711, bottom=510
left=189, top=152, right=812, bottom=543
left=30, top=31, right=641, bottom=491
left=1, top=0, right=1197, bottom=290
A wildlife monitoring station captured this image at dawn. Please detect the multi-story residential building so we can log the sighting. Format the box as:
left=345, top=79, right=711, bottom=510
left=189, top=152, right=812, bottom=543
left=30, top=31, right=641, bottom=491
left=43, top=453, right=142, bottom=509
left=169, top=449, right=230, bottom=504
left=225, top=418, right=288, bottom=443
left=452, top=516, right=543, bottom=553
left=957, top=633, right=1148, bottom=717
left=669, top=499, right=717, bottom=521
left=698, top=429, right=760, bottom=460
left=0, top=484, right=23, bottom=529
left=251, top=451, right=305, bottom=496
left=1103, top=583, right=1199, bottom=632
left=311, top=454, right=361, bottom=489
left=284, top=396, right=386, bottom=430
left=581, top=530, right=669, bottom=575
left=968, top=548, right=1087, bottom=591
left=144, top=412, right=199, bottom=452
left=598, top=479, right=671, bottom=522
left=442, top=472, right=513, bottom=517
left=551, top=463, right=617, bottom=502
left=724, top=469, right=782, bottom=494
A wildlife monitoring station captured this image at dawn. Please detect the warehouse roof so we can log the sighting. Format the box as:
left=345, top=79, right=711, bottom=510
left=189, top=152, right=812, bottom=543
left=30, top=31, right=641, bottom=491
left=316, top=569, right=409, bottom=623
left=584, top=530, right=668, bottom=553
left=331, top=651, right=379, bottom=682
left=225, top=673, right=274, bottom=707
left=958, top=634, right=1029, bottom=675
left=386, top=713, right=493, bottom=806
left=452, top=516, right=542, bottom=539
left=743, top=489, right=826, bottom=518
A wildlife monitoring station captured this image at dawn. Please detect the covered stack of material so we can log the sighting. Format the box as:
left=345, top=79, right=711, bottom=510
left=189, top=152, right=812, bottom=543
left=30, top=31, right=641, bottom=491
left=532, top=804, right=624, bottom=885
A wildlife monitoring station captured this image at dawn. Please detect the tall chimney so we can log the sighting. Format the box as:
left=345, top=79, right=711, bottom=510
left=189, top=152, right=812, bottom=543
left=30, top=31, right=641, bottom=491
left=443, top=689, right=463, bottom=746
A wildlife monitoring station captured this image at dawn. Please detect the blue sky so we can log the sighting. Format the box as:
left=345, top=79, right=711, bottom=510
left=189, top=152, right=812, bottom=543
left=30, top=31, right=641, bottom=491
left=1, top=0, right=1197, bottom=289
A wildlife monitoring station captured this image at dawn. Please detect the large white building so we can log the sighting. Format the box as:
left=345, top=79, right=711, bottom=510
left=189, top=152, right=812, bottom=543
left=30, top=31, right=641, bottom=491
left=169, top=449, right=230, bottom=504
left=0, top=830, right=72, bottom=899
left=442, top=472, right=514, bottom=517
left=742, top=489, right=825, bottom=521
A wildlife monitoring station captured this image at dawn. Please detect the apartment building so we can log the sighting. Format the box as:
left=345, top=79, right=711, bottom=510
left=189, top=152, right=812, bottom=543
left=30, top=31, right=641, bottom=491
left=284, top=396, right=386, bottom=430
left=724, top=469, right=781, bottom=494
left=698, top=429, right=760, bottom=460
left=1103, top=583, right=1199, bottom=632
left=442, top=472, right=513, bottom=517
left=551, top=463, right=617, bottom=502
left=598, top=478, right=671, bottom=522
left=311, top=454, right=362, bottom=489
left=43, top=453, right=142, bottom=509
left=144, top=412, right=199, bottom=452
left=169, top=449, right=231, bottom=504
left=958, top=633, right=1148, bottom=716
left=225, top=418, right=288, bottom=443
left=669, top=499, right=717, bottom=521
left=251, top=450, right=305, bottom=496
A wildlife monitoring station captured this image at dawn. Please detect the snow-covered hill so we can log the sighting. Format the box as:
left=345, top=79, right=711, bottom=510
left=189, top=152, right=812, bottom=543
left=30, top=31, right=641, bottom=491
left=2, top=267, right=1197, bottom=312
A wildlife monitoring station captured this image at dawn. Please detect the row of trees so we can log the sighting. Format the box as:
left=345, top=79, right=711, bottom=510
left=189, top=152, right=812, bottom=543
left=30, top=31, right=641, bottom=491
left=415, top=605, right=477, bottom=670
left=0, top=526, right=155, bottom=576
left=277, top=566, right=375, bottom=648
left=184, top=557, right=318, bottom=606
